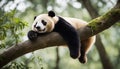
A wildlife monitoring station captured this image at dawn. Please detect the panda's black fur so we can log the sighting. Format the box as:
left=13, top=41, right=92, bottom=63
left=53, top=16, right=80, bottom=59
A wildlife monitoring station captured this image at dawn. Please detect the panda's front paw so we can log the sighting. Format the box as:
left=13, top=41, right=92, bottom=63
left=27, top=30, right=38, bottom=41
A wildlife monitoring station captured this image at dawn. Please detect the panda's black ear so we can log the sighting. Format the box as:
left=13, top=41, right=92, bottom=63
left=48, top=11, right=55, bottom=17
left=34, top=16, right=37, bottom=20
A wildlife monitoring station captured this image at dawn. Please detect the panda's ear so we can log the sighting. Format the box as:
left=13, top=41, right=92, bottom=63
left=34, top=16, right=37, bottom=20
left=48, top=11, right=55, bottom=17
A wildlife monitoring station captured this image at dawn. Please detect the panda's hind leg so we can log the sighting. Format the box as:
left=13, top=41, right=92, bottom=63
left=79, top=36, right=96, bottom=63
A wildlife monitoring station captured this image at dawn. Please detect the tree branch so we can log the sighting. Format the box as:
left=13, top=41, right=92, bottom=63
left=0, top=2, right=120, bottom=68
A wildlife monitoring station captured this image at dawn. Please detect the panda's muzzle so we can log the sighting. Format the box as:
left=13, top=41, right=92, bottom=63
left=35, top=21, right=46, bottom=32
left=36, top=26, right=45, bottom=31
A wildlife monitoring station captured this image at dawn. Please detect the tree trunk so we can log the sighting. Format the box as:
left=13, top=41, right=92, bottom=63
left=54, top=47, right=60, bottom=69
left=80, top=0, right=114, bottom=69
left=95, top=35, right=114, bottom=69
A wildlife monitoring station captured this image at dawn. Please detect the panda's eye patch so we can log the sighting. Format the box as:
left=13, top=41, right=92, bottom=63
left=34, top=22, right=37, bottom=27
left=41, top=20, right=47, bottom=25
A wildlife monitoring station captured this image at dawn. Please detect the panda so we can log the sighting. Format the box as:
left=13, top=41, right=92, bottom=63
left=28, top=11, right=96, bottom=63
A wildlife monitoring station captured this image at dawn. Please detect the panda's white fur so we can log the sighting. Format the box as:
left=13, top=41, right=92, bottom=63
left=29, top=11, right=96, bottom=63
left=63, top=17, right=88, bottom=29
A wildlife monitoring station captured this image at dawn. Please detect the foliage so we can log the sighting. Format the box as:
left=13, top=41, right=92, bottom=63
left=0, top=10, right=27, bottom=48
left=2, top=61, right=28, bottom=69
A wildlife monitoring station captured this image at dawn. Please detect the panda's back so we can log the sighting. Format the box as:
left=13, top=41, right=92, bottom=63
left=62, top=17, right=88, bottom=29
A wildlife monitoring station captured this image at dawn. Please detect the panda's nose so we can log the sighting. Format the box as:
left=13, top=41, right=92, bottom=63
left=36, top=26, right=41, bottom=30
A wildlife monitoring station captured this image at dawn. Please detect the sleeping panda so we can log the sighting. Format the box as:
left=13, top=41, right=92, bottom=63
left=28, top=11, right=96, bottom=63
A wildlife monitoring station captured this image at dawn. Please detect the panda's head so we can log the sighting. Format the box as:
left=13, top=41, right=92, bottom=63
left=32, top=11, right=58, bottom=33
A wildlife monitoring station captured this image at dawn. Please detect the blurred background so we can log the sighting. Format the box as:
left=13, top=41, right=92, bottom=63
left=0, top=0, right=120, bottom=69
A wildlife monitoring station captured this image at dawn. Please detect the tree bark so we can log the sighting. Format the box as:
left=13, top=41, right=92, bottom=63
left=80, top=0, right=114, bottom=69
left=0, top=1, right=120, bottom=68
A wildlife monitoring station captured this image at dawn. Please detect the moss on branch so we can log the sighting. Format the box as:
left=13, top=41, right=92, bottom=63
left=87, top=9, right=120, bottom=35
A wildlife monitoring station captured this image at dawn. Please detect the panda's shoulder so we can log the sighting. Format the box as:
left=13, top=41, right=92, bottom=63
left=59, top=16, right=88, bottom=29
left=61, top=17, right=88, bottom=24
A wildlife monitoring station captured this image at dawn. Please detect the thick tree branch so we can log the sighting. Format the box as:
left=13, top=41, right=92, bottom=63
left=0, top=2, right=120, bottom=68
left=77, top=9, right=120, bottom=39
